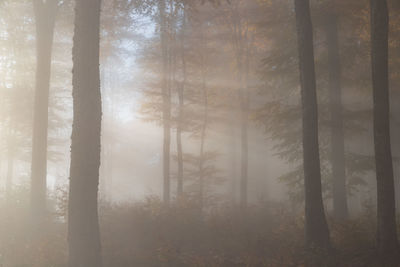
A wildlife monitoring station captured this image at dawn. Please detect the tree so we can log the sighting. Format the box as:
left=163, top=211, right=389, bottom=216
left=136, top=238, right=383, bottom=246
left=30, top=0, right=59, bottom=220
left=390, top=1, right=400, bottom=211
left=197, top=20, right=209, bottom=209
left=68, top=0, right=102, bottom=266
left=138, top=0, right=226, bottom=204
left=159, top=0, right=171, bottom=205
left=213, top=0, right=258, bottom=207
left=370, top=0, right=399, bottom=263
left=256, top=0, right=373, bottom=214
left=324, top=5, right=348, bottom=220
left=229, top=1, right=251, bottom=209
left=176, top=2, right=186, bottom=197
left=294, top=0, right=331, bottom=250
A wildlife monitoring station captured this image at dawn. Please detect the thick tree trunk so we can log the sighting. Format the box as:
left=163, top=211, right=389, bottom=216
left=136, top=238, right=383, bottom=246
left=393, top=92, right=400, bottom=210
left=325, top=12, right=348, bottom=220
left=370, top=0, right=399, bottom=263
left=159, top=0, right=171, bottom=205
left=30, top=0, right=58, bottom=221
left=294, top=0, right=331, bottom=250
left=68, top=0, right=102, bottom=266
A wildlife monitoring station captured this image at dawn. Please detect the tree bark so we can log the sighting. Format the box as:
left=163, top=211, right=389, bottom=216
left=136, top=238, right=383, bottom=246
left=240, top=91, right=248, bottom=209
left=370, top=0, right=399, bottom=263
left=231, top=4, right=249, bottom=210
left=199, top=74, right=208, bottom=210
left=325, top=11, right=348, bottom=220
left=229, top=114, right=238, bottom=203
left=294, top=0, right=331, bottom=250
left=30, top=0, right=58, bottom=221
left=159, top=0, right=171, bottom=205
left=68, top=0, right=103, bottom=266
left=198, top=24, right=208, bottom=210
left=176, top=5, right=186, bottom=198
left=239, top=42, right=249, bottom=210
left=176, top=87, right=184, bottom=197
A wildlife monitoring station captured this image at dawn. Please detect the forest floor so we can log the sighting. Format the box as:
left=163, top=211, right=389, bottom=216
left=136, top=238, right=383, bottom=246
left=0, top=187, right=389, bottom=267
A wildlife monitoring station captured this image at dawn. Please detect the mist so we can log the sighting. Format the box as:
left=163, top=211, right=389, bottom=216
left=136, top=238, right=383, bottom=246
left=0, top=0, right=400, bottom=266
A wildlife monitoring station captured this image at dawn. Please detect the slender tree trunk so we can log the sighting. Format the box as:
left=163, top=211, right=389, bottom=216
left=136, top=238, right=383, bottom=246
left=30, top=0, right=58, bottom=221
left=198, top=24, right=208, bottom=210
left=68, top=0, right=102, bottom=266
left=240, top=92, right=248, bottom=209
left=325, top=11, right=348, bottom=220
left=370, top=0, right=399, bottom=263
left=240, top=42, right=250, bottom=210
left=199, top=74, right=208, bottom=210
left=159, top=0, right=171, bottom=205
left=294, top=0, right=331, bottom=250
left=169, top=1, right=178, bottom=200
left=231, top=5, right=249, bottom=209
left=230, top=114, right=238, bottom=203
left=176, top=5, right=186, bottom=198
left=176, top=87, right=184, bottom=197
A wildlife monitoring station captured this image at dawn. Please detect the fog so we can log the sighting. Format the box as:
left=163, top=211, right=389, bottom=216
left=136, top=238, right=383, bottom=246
left=0, top=0, right=400, bottom=266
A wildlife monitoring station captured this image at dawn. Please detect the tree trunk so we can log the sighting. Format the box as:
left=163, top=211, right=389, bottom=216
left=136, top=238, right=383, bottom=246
left=198, top=24, right=208, bottom=210
left=176, top=87, right=184, bottom=197
left=231, top=4, right=249, bottom=210
left=294, top=0, right=331, bottom=250
left=392, top=91, right=400, bottom=210
left=325, top=11, right=348, bottom=220
left=159, top=0, right=171, bottom=205
left=30, top=0, right=58, bottom=221
left=68, top=0, right=102, bottom=266
left=240, top=42, right=250, bottom=210
left=240, top=92, right=248, bottom=209
left=176, top=5, right=186, bottom=198
left=199, top=75, right=208, bottom=210
left=370, top=0, right=399, bottom=263
left=229, top=114, right=238, bottom=203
